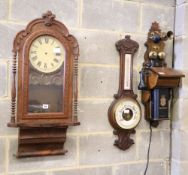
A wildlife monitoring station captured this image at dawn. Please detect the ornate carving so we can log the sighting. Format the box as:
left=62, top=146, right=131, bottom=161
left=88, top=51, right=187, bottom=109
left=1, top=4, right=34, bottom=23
left=42, top=11, right=56, bottom=26
left=113, top=129, right=135, bottom=150
left=143, top=21, right=173, bottom=68
left=29, top=69, right=63, bottom=86
left=116, top=35, right=139, bottom=54
left=149, top=21, right=161, bottom=33
left=13, top=11, right=69, bottom=51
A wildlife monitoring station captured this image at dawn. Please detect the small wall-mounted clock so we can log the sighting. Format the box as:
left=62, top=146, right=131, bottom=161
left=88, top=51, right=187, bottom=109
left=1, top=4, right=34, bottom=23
left=108, top=35, right=141, bottom=150
left=8, top=11, right=79, bottom=158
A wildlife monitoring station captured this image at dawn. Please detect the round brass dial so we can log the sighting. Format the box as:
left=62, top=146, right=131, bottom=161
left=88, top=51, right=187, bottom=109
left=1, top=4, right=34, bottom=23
left=109, top=97, right=141, bottom=130
left=29, top=35, right=65, bottom=73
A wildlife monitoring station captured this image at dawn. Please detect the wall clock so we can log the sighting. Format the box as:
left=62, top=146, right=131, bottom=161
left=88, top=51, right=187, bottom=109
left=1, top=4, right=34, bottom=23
left=108, top=35, right=141, bottom=150
left=8, top=11, right=79, bottom=158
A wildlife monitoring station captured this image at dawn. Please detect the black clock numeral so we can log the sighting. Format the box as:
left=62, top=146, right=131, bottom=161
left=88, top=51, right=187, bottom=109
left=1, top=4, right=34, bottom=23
left=31, top=56, right=37, bottom=61
left=44, top=63, right=47, bottom=69
left=31, top=51, right=37, bottom=54
left=45, top=37, right=49, bottom=44
left=53, top=58, right=59, bottom=63
left=37, top=61, right=42, bottom=67
left=51, top=40, right=55, bottom=45
left=32, top=45, right=38, bottom=48
left=51, top=62, right=54, bottom=67
left=38, top=39, right=42, bottom=45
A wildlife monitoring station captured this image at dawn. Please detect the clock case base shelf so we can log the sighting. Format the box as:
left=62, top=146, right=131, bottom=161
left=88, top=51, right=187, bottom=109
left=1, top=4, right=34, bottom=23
left=18, top=126, right=68, bottom=158
left=8, top=121, right=80, bottom=128
left=8, top=121, right=79, bottom=158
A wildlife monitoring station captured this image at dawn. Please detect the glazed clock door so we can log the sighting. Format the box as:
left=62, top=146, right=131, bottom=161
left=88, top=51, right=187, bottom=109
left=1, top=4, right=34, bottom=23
left=28, top=35, right=65, bottom=114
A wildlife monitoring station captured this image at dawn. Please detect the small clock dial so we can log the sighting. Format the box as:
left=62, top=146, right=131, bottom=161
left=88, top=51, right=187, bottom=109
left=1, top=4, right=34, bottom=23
left=113, top=98, right=141, bottom=130
left=29, top=35, right=65, bottom=73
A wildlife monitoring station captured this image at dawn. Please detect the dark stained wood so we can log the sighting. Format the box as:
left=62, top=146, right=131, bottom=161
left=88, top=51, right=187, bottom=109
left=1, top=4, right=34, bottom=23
left=138, top=22, right=184, bottom=127
left=17, top=127, right=68, bottom=158
left=113, top=129, right=135, bottom=150
left=8, top=11, right=80, bottom=157
left=115, top=35, right=139, bottom=98
left=108, top=35, right=140, bottom=150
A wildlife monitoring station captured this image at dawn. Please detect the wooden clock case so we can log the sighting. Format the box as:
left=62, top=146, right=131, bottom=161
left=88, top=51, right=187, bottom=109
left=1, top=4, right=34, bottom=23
left=8, top=11, right=79, bottom=158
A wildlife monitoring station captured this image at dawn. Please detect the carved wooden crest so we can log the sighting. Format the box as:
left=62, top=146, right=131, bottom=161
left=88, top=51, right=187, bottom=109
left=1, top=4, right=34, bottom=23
left=116, top=35, right=139, bottom=54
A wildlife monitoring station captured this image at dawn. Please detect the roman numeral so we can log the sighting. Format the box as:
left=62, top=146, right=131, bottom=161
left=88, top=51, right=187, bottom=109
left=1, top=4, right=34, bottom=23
left=31, top=56, right=37, bottom=61
left=51, top=62, right=54, bottom=67
left=37, top=61, right=41, bottom=67
left=38, top=39, right=42, bottom=45
left=30, top=51, right=37, bottom=54
left=45, top=37, right=49, bottom=44
left=53, top=58, right=59, bottom=63
left=32, top=45, right=38, bottom=48
left=44, top=63, right=47, bottom=69
left=51, top=40, right=55, bottom=45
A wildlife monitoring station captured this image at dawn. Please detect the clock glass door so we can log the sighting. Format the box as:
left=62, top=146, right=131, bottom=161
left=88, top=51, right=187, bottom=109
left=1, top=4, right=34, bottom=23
left=28, top=35, right=65, bottom=113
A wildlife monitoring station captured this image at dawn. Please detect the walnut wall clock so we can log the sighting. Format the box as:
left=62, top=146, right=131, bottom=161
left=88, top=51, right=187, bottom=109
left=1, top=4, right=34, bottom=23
left=108, top=35, right=141, bottom=150
left=7, top=11, right=79, bottom=158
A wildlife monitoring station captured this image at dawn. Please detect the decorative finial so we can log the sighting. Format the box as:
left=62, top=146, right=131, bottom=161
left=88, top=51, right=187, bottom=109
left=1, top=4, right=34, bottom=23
left=150, top=21, right=161, bottom=32
left=125, top=35, right=131, bottom=40
left=42, top=11, right=56, bottom=26
left=116, top=35, right=139, bottom=54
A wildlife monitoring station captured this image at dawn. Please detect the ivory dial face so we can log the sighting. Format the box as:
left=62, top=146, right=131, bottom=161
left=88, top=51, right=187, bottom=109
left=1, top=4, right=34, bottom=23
left=114, top=98, right=141, bottom=130
left=29, top=35, right=65, bottom=73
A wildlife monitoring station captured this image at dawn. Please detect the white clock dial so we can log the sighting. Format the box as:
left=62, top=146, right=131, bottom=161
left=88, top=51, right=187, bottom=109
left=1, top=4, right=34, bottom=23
left=29, top=35, right=65, bottom=73
left=114, top=98, right=141, bottom=129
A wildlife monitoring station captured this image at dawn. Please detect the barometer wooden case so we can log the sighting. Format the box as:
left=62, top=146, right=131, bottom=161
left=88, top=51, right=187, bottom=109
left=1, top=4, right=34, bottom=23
left=8, top=11, right=79, bottom=158
left=108, top=36, right=141, bottom=150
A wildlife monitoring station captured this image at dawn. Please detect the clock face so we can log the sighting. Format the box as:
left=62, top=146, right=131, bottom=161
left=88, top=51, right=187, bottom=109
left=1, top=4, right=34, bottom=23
left=113, top=98, right=141, bottom=130
left=29, top=35, right=65, bottom=73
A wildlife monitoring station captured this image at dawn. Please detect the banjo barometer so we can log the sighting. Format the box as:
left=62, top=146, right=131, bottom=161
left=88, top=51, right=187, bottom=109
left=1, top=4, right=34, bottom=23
left=8, top=11, right=79, bottom=158
left=108, top=35, right=141, bottom=150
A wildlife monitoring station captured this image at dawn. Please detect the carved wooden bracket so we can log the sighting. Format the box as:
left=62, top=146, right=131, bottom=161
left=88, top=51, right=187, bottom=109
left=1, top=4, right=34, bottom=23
left=113, top=129, right=135, bottom=150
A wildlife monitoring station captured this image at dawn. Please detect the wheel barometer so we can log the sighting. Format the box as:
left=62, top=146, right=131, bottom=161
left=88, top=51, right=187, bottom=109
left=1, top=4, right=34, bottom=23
left=108, top=35, right=141, bottom=150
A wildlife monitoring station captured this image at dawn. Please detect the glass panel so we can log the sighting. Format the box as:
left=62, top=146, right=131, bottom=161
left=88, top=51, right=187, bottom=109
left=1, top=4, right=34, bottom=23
left=28, top=35, right=65, bottom=113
